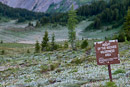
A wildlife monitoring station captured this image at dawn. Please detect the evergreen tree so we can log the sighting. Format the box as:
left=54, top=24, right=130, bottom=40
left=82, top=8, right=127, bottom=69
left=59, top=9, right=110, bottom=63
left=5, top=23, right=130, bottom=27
left=35, top=40, right=40, bottom=53
left=28, top=22, right=33, bottom=26
left=35, top=21, right=41, bottom=28
left=51, top=33, right=55, bottom=51
left=68, top=5, right=78, bottom=50
left=123, top=8, right=130, bottom=41
left=41, top=31, right=49, bottom=51
left=94, top=17, right=101, bottom=29
left=0, top=40, right=3, bottom=44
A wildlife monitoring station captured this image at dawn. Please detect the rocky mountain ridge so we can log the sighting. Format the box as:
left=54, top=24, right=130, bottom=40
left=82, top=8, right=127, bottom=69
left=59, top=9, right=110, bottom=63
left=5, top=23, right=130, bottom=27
left=0, top=0, right=91, bottom=13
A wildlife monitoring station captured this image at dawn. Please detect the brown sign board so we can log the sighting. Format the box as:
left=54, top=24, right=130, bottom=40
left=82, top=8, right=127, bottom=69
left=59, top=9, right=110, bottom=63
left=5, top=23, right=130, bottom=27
left=95, top=40, right=120, bottom=65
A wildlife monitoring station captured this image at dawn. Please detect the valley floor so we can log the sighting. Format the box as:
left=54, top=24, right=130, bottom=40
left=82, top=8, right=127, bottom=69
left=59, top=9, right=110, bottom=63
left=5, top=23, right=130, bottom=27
left=0, top=20, right=121, bottom=44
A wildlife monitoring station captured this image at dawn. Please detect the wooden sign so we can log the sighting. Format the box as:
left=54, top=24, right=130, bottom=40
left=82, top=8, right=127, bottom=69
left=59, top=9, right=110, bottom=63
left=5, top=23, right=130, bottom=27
left=95, top=40, right=120, bottom=82
left=95, top=40, right=120, bottom=65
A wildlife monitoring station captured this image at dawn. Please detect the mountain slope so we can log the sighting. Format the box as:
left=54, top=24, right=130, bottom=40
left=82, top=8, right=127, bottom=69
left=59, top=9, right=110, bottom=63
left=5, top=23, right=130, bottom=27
left=0, top=0, right=91, bottom=13
left=0, top=2, right=45, bottom=21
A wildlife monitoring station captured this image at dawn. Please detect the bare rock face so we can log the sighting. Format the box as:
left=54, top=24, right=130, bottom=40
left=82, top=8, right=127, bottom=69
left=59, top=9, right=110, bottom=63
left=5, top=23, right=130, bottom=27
left=0, top=0, right=54, bottom=12
left=0, top=0, right=89, bottom=12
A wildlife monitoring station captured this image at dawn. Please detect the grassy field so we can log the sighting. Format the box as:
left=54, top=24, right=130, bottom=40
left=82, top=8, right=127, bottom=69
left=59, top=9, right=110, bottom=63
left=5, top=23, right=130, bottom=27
left=81, top=26, right=121, bottom=39
left=0, top=41, right=130, bottom=87
left=0, top=19, right=121, bottom=44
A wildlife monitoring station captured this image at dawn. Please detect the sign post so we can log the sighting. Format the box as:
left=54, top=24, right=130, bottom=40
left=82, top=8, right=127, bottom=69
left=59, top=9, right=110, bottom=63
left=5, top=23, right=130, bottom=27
left=95, top=40, right=120, bottom=82
left=108, top=64, right=112, bottom=82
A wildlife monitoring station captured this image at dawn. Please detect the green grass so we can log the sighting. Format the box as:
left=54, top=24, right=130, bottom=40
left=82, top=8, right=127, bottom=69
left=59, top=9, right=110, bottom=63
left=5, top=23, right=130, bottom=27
left=0, top=41, right=130, bottom=87
left=0, top=43, right=33, bottom=48
left=104, top=82, right=117, bottom=87
left=0, top=17, right=10, bottom=23
left=0, top=43, right=34, bottom=56
left=82, top=26, right=121, bottom=39
left=113, top=69, right=126, bottom=75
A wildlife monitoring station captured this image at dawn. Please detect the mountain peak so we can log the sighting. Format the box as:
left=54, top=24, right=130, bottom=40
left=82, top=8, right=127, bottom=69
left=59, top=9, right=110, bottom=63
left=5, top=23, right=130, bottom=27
left=0, top=0, right=90, bottom=13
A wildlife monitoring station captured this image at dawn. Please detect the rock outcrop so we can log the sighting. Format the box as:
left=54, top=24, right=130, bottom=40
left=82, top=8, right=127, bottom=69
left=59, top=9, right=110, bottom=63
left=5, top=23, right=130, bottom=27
left=0, top=0, right=90, bottom=12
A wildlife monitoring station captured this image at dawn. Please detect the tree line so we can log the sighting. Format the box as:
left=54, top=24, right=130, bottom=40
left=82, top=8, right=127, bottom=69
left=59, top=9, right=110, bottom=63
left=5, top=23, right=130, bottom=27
left=1, top=0, right=130, bottom=28
left=79, top=0, right=130, bottom=29
left=0, top=2, right=48, bottom=22
left=38, top=0, right=130, bottom=29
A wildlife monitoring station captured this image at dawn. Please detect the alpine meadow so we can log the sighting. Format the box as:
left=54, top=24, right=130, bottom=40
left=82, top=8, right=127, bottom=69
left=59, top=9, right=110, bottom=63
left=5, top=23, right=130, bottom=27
left=0, top=0, right=130, bottom=87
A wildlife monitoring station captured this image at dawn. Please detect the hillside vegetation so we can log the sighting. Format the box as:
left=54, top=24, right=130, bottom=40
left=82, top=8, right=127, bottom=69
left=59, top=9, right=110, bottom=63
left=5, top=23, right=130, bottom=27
left=38, top=0, right=128, bottom=28
left=1, top=0, right=130, bottom=87
left=0, top=39, right=130, bottom=87
left=0, top=2, right=46, bottom=21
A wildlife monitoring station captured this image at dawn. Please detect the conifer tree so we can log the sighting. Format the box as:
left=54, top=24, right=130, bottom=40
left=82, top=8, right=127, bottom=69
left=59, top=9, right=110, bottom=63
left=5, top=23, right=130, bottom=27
left=0, top=40, right=3, bottom=44
left=35, top=40, right=40, bottom=53
left=94, top=17, right=101, bottom=29
left=51, top=33, right=55, bottom=51
left=36, top=21, right=41, bottom=28
left=123, top=8, right=130, bottom=41
left=68, top=5, right=78, bottom=50
left=41, top=31, right=49, bottom=51
left=28, top=22, right=33, bottom=26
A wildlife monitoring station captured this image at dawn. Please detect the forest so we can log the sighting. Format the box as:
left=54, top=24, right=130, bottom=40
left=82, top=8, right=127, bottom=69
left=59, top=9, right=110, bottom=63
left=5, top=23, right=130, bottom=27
left=0, top=0, right=129, bottom=28
left=38, top=0, right=129, bottom=30
left=0, top=2, right=47, bottom=22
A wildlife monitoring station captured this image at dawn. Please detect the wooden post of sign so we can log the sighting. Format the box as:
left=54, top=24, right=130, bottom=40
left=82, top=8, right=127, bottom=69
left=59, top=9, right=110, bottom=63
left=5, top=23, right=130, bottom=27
left=108, top=64, right=113, bottom=82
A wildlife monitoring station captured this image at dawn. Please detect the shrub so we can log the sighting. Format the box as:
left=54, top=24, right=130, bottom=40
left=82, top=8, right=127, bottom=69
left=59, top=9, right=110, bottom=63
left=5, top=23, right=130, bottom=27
left=52, top=44, right=58, bottom=51
left=113, top=69, right=126, bottom=75
left=50, top=64, right=55, bottom=71
left=117, top=32, right=125, bottom=42
left=24, top=78, right=33, bottom=83
left=81, top=40, right=88, bottom=49
left=40, top=65, right=49, bottom=73
left=76, top=40, right=80, bottom=48
left=1, top=50, right=5, bottom=55
left=27, top=49, right=30, bottom=53
left=71, top=57, right=86, bottom=65
left=71, top=58, right=81, bottom=64
left=57, top=44, right=63, bottom=50
left=50, top=61, right=60, bottom=70
left=86, top=47, right=92, bottom=55
left=85, top=46, right=91, bottom=51
left=0, top=40, right=3, bottom=44
left=69, top=69, right=78, bottom=73
left=64, top=41, right=69, bottom=48
left=40, top=62, right=60, bottom=73
left=50, top=63, right=60, bottom=71
left=104, top=82, right=117, bottom=87
left=126, top=31, right=130, bottom=41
